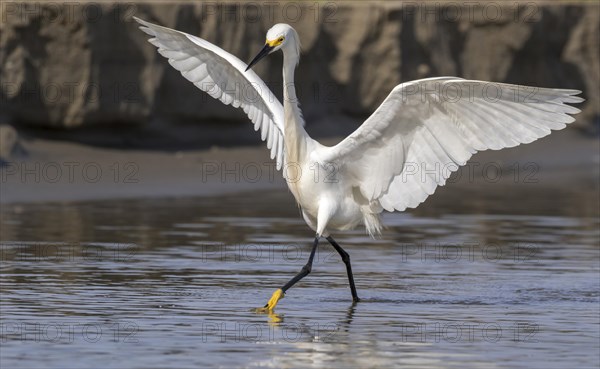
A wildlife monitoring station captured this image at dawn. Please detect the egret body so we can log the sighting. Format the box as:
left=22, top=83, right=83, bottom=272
left=135, top=18, right=584, bottom=311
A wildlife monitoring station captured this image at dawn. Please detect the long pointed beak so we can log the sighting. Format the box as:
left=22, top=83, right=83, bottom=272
left=245, top=44, right=273, bottom=72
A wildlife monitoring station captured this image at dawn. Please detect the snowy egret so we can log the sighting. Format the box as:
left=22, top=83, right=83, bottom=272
left=135, top=18, right=584, bottom=311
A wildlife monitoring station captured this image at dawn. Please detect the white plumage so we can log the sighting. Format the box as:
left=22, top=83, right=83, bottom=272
left=136, top=18, right=285, bottom=170
left=135, top=18, right=583, bottom=239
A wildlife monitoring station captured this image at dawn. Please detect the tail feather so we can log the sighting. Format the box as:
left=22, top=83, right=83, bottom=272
left=362, top=211, right=383, bottom=238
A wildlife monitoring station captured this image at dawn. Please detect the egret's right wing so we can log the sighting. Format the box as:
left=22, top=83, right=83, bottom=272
left=135, top=17, right=285, bottom=169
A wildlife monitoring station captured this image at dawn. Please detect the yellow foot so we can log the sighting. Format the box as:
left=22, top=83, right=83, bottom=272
left=253, top=289, right=284, bottom=313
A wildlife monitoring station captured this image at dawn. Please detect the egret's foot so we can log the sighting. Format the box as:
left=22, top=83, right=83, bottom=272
left=353, top=297, right=361, bottom=303
left=253, top=289, right=284, bottom=313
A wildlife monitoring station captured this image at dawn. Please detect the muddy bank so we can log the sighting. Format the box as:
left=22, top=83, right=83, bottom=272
left=1, top=127, right=598, bottom=205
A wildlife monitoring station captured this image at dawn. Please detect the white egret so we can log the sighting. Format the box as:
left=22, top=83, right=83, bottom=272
left=135, top=18, right=584, bottom=311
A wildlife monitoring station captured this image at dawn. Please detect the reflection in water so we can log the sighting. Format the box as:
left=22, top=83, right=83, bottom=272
left=0, top=185, right=598, bottom=369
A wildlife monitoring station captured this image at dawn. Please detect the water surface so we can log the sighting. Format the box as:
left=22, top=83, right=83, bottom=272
left=1, top=186, right=599, bottom=369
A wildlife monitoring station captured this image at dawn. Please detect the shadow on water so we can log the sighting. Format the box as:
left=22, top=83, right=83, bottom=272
left=0, top=184, right=598, bottom=369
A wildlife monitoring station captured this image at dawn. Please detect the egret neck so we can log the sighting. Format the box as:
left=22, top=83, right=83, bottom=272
left=281, top=42, right=308, bottom=170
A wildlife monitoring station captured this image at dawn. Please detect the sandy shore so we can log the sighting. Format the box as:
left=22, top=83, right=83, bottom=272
left=1, top=128, right=598, bottom=205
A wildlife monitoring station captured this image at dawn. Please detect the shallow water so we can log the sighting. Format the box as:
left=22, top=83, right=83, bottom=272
left=1, top=186, right=599, bottom=369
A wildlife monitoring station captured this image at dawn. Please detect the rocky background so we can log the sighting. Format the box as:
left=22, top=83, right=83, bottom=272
left=1, top=1, right=598, bottom=151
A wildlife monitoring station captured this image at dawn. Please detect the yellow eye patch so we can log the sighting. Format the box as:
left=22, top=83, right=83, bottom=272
left=266, top=37, right=284, bottom=47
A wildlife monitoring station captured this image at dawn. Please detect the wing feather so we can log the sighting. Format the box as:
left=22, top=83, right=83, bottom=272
left=318, top=77, right=583, bottom=212
left=135, top=17, right=285, bottom=170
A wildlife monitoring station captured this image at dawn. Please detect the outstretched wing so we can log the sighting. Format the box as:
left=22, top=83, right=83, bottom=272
left=135, top=17, right=285, bottom=169
left=317, top=77, right=583, bottom=212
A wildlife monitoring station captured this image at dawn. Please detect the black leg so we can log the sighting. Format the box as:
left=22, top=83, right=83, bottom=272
left=281, top=236, right=320, bottom=293
left=327, top=236, right=360, bottom=302
left=255, top=236, right=321, bottom=312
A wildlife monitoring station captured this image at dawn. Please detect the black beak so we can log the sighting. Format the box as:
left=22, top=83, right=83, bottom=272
left=245, top=44, right=273, bottom=72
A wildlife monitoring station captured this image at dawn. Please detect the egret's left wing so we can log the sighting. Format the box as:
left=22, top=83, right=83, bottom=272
left=135, top=17, right=285, bottom=169
left=317, top=77, right=583, bottom=212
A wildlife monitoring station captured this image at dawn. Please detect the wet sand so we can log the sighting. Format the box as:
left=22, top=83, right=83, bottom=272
left=1, top=128, right=598, bottom=205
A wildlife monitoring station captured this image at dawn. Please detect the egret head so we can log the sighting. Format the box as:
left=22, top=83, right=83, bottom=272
left=246, top=24, right=299, bottom=71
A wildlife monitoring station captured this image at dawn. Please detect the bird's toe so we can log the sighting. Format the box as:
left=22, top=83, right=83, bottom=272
left=253, top=289, right=285, bottom=313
